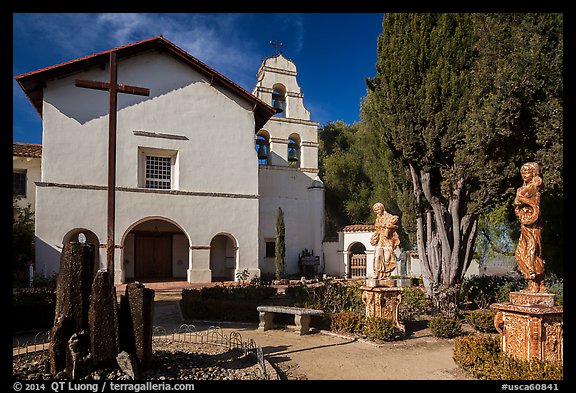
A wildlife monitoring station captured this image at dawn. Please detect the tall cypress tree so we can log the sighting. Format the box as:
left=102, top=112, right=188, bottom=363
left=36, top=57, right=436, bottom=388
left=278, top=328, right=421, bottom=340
left=275, top=207, right=285, bottom=280
left=363, top=14, right=477, bottom=298
left=361, top=13, right=563, bottom=300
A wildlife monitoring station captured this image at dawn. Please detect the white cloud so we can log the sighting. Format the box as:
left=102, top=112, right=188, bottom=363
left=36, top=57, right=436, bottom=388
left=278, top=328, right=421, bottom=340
left=14, top=13, right=316, bottom=99
left=15, top=13, right=262, bottom=90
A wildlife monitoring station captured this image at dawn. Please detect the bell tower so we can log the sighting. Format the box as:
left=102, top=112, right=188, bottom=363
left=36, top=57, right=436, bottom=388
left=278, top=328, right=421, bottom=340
left=253, top=47, right=325, bottom=277
left=252, top=51, right=318, bottom=169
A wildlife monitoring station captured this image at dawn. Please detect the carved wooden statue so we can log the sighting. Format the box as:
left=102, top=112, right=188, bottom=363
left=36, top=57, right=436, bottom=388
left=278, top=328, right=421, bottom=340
left=371, top=202, right=400, bottom=279
left=514, top=162, right=545, bottom=293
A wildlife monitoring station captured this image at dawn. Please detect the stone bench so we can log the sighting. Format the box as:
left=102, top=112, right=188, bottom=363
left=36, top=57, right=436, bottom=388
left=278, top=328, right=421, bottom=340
left=257, top=306, right=324, bottom=335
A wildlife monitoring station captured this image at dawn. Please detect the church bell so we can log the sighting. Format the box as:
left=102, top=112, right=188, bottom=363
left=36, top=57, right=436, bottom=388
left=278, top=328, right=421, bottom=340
left=272, top=91, right=284, bottom=114
left=273, top=99, right=284, bottom=114
left=256, top=139, right=268, bottom=160
left=288, top=146, right=299, bottom=162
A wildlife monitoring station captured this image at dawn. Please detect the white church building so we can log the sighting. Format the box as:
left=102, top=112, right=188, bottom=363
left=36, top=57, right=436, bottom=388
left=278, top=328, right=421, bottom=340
left=16, top=35, right=325, bottom=284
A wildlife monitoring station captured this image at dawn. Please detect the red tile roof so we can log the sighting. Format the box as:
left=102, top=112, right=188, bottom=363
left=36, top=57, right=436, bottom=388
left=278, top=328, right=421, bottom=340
left=342, top=224, right=375, bottom=232
left=13, top=142, right=42, bottom=158
left=15, top=35, right=275, bottom=130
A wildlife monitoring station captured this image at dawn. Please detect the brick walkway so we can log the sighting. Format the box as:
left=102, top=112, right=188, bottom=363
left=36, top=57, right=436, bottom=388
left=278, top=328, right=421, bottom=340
left=115, top=279, right=236, bottom=292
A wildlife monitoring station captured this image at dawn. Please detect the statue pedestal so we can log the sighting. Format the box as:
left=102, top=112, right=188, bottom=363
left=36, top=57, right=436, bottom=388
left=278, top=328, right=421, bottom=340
left=491, top=291, right=563, bottom=363
left=361, top=284, right=405, bottom=332
left=365, top=277, right=395, bottom=288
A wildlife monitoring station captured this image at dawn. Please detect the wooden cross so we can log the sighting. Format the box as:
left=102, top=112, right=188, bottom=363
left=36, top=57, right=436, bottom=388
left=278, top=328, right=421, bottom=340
left=75, top=51, right=150, bottom=281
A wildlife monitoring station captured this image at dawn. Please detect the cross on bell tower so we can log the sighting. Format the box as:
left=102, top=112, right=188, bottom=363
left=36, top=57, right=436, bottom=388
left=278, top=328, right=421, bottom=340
left=269, top=40, right=283, bottom=55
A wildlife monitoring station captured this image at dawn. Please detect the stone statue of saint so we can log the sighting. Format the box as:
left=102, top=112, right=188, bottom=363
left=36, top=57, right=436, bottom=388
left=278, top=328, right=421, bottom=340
left=370, top=202, right=400, bottom=279
left=514, top=162, right=545, bottom=293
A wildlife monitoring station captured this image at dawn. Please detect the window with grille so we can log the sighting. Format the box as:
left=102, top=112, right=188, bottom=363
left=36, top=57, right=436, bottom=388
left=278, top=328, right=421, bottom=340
left=145, top=155, right=172, bottom=189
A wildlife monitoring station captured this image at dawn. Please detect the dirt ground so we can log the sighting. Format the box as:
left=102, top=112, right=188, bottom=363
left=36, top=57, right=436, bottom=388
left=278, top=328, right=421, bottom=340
left=152, top=289, right=475, bottom=381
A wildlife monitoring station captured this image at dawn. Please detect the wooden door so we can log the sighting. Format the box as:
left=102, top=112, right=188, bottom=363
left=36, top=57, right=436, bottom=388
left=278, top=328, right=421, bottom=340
left=135, top=234, right=172, bottom=278
left=350, top=254, right=367, bottom=278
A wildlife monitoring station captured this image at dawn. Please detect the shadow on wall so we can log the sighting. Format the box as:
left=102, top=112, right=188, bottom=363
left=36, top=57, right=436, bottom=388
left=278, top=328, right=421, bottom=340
left=35, top=236, right=64, bottom=279
left=45, top=54, right=207, bottom=125
left=35, top=236, right=100, bottom=280
left=257, top=153, right=324, bottom=277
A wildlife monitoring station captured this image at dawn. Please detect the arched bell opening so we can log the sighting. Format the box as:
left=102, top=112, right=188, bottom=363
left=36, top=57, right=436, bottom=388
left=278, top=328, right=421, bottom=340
left=255, top=130, right=270, bottom=166
left=272, top=83, right=286, bottom=117
left=288, top=133, right=301, bottom=168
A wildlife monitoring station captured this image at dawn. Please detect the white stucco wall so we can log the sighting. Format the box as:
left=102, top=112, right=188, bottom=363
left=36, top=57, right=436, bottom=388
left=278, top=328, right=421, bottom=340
left=35, top=50, right=261, bottom=283
left=35, top=183, right=260, bottom=283
left=254, top=52, right=325, bottom=278
left=13, top=156, right=41, bottom=210
left=322, top=241, right=342, bottom=277
left=257, top=166, right=323, bottom=276
left=41, top=51, right=258, bottom=195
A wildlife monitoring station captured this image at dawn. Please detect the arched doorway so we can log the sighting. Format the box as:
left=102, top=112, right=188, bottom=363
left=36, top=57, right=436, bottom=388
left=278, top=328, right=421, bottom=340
left=209, top=234, right=237, bottom=282
left=62, top=228, right=100, bottom=275
left=123, top=218, right=189, bottom=281
left=348, top=242, right=367, bottom=278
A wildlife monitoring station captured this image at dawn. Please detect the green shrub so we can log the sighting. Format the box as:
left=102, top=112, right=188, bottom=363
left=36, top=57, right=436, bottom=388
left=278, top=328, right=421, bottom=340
left=179, top=297, right=260, bottom=322
left=490, top=274, right=563, bottom=306
left=453, top=334, right=563, bottom=380
left=544, top=276, right=563, bottom=306
left=183, top=284, right=277, bottom=302
left=180, top=283, right=277, bottom=323
left=12, top=288, right=56, bottom=331
left=31, top=273, right=58, bottom=290
left=461, top=275, right=500, bottom=308
left=496, top=277, right=526, bottom=302
left=399, top=286, right=432, bottom=321
left=453, top=334, right=501, bottom=378
left=462, top=274, right=564, bottom=308
left=251, top=272, right=274, bottom=287
left=363, top=316, right=401, bottom=342
left=181, top=288, right=202, bottom=301
left=284, top=284, right=308, bottom=304
left=429, top=316, right=463, bottom=338
left=285, top=281, right=363, bottom=313
left=330, top=310, right=364, bottom=334
left=464, top=309, right=497, bottom=333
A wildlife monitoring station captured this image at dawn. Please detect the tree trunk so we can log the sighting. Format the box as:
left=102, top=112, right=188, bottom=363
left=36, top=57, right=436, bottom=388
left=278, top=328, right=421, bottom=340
left=409, top=164, right=479, bottom=308
left=409, top=163, right=434, bottom=295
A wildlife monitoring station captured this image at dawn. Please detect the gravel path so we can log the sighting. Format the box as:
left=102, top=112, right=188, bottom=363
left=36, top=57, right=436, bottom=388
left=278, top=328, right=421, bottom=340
left=12, top=341, right=265, bottom=381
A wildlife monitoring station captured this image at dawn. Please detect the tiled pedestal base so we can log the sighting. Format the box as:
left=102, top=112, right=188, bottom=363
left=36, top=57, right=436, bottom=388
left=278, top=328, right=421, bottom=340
left=361, top=285, right=405, bottom=332
left=491, top=291, right=563, bottom=363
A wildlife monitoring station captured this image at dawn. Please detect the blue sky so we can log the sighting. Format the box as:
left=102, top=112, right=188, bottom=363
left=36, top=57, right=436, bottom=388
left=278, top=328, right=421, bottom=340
left=13, top=13, right=385, bottom=144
